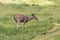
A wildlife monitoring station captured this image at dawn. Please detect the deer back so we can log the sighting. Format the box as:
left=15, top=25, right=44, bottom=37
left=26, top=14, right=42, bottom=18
left=14, top=14, right=29, bottom=22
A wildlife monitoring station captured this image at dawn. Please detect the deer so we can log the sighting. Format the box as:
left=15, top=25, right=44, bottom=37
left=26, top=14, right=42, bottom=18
left=14, top=13, right=38, bottom=28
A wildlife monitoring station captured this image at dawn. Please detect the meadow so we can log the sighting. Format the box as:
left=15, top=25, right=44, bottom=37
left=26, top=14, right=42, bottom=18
left=0, top=2, right=60, bottom=40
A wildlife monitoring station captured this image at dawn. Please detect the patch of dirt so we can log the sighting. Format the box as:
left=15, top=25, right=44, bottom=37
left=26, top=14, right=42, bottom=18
left=32, top=23, right=60, bottom=40
left=47, top=23, right=60, bottom=32
left=32, top=31, right=60, bottom=40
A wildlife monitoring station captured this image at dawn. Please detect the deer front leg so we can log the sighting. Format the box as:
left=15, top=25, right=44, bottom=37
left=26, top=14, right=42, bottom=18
left=23, top=20, right=26, bottom=27
left=22, top=21, right=26, bottom=29
left=23, top=18, right=27, bottom=29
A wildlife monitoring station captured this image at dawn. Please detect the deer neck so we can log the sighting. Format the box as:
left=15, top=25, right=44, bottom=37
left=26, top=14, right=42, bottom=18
left=27, top=16, right=34, bottom=21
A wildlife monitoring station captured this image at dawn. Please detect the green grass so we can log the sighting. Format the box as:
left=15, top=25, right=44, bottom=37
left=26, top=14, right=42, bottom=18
left=0, top=2, right=60, bottom=40
left=54, top=34, right=60, bottom=40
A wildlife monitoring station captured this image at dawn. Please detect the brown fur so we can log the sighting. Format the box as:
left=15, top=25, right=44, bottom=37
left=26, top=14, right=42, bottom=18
left=14, top=14, right=38, bottom=27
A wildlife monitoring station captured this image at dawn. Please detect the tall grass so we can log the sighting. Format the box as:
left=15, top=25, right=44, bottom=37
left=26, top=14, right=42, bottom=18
left=0, top=3, right=60, bottom=40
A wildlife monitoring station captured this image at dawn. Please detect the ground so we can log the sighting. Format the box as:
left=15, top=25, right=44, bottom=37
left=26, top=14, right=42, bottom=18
left=0, top=0, right=60, bottom=40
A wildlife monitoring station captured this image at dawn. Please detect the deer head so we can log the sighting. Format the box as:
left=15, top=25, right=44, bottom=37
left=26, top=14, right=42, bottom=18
left=31, top=14, right=38, bottom=21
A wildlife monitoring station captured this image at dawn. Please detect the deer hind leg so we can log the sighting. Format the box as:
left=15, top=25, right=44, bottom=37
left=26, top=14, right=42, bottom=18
left=14, top=19, right=19, bottom=28
left=16, top=22, right=18, bottom=28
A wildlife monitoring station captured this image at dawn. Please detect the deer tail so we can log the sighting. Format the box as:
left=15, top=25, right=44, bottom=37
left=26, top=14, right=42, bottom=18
left=14, top=16, right=17, bottom=23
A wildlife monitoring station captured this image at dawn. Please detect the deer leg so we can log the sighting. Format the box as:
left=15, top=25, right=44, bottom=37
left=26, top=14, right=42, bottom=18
left=23, top=18, right=27, bottom=27
left=23, top=22, right=26, bottom=27
left=16, top=22, right=18, bottom=28
left=22, top=19, right=27, bottom=29
left=14, top=19, right=19, bottom=28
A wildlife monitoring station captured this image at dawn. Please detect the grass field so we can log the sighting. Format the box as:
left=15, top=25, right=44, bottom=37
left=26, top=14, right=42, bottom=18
left=0, top=1, right=60, bottom=40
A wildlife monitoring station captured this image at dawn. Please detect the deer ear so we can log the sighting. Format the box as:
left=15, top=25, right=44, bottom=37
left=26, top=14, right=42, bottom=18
left=31, top=14, right=35, bottom=16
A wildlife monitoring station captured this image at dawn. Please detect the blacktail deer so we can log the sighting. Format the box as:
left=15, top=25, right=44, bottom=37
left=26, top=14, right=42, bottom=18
left=14, top=13, right=38, bottom=27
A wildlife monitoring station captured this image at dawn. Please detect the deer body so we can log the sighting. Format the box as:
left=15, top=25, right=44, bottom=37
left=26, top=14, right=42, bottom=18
left=14, top=14, right=38, bottom=27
